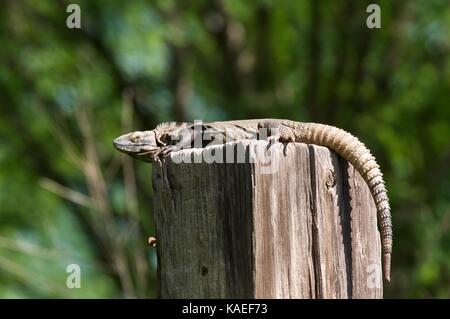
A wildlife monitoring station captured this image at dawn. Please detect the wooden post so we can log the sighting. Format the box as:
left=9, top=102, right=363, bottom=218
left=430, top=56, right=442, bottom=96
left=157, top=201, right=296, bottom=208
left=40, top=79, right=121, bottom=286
left=152, top=141, right=383, bottom=298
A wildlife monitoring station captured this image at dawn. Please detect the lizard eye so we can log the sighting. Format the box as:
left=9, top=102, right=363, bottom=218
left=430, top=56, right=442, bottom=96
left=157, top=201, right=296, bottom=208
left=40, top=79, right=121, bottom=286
left=130, top=132, right=142, bottom=143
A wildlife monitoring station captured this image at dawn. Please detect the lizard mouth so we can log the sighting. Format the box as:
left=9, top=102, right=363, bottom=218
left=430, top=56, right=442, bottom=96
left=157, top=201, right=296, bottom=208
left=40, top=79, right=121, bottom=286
left=113, top=136, right=159, bottom=155
left=113, top=141, right=159, bottom=153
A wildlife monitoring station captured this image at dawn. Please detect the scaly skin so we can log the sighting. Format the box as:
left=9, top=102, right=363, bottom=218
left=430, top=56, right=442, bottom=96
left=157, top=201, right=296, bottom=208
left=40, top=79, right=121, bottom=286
left=113, top=119, right=392, bottom=281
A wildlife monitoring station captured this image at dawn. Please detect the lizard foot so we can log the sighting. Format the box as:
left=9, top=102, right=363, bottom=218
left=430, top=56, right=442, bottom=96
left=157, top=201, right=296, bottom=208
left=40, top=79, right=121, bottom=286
left=160, top=144, right=183, bottom=157
left=137, top=149, right=162, bottom=164
left=266, top=136, right=293, bottom=156
left=147, top=148, right=163, bottom=163
left=278, top=125, right=295, bottom=156
left=281, top=142, right=290, bottom=156
left=140, top=145, right=183, bottom=163
left=265, top=136, right=279, bottom=155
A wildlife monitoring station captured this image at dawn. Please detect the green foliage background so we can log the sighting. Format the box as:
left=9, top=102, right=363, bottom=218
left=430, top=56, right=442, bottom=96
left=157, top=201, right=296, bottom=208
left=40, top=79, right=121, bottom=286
left=0, top=0, right=449, bottom=298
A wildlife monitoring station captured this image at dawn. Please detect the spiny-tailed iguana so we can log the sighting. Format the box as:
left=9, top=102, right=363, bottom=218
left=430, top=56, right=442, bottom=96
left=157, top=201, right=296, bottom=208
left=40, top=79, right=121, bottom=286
left=113, top=119, right=392, bottom=281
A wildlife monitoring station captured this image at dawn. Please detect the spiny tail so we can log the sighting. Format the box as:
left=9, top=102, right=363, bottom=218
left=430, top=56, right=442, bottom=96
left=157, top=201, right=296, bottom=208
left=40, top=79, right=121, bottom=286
left=292, top=122, right=392, bottom=281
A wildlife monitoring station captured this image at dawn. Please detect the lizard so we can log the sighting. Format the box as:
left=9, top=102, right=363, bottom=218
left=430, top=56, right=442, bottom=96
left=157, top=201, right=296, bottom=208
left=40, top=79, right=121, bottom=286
left=113, top=119, right=392, bottom=281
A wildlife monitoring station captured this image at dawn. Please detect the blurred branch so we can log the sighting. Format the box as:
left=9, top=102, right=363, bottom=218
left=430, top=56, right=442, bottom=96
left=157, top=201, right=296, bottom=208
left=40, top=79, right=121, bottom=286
left=0, top=236, right=107, bottom=271
left=0, top=255, right=69, bottom=297
left=75, top=104, right=137, bottom=297
left=348, top=30, right=372, bottom=114
left=4, top=40, right=154, bottom=294
left=153, top=2, right=193, bottom=121
left=0, top=56, right=127, bottom=290
left=45, top=113, right=84, bottom=169
left=168, top=43, right=190, bottom=122
left=121, top=90, right=139, bottom=217
left=306, top=0, right=322, bottom=121
left=201, top=0, right=245, bottom=99
left=254, top=5, right=274, bottom=92
left=104, top=152, right=123, bottom=183
left=28, top=0, right=158, bottom=129
left=0, top=67, right=139, bottom=297
left=428, top=147, right=450, bottom=188
left=0, top=236, right=65, bottom=259
left=368, top=2, right=405, bottom=109
left=323, top=0, right=353, bottom=124
left=120, top=89, right=150, bottom=295
left=39, top=177, right=94, bottom=208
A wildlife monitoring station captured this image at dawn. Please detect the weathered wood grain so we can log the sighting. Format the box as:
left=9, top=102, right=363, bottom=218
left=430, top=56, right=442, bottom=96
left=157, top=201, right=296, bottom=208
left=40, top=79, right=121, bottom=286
left=152, top=141, right=382, bottom=298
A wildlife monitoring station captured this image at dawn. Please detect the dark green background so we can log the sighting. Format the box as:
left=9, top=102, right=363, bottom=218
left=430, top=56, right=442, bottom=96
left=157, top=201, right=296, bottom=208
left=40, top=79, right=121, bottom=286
left=0, top=0, right=449, bottom=298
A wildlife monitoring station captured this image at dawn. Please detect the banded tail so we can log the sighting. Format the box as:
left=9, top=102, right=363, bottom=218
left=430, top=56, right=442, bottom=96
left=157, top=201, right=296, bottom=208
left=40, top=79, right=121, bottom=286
left=291, top=122, right=392, bottom=281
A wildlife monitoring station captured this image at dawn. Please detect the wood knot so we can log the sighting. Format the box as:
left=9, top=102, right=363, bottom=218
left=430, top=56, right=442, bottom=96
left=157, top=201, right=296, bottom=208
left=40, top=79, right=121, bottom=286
left=201, top=265, right=209, bottom=277
left=326, top=170, right=336, bottom=189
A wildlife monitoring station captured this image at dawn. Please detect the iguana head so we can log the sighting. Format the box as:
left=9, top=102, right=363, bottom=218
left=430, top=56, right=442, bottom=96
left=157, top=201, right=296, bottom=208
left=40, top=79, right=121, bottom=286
left=113, top=130, right=160, bottom=162
left=114, top=122, right=192, bottom=162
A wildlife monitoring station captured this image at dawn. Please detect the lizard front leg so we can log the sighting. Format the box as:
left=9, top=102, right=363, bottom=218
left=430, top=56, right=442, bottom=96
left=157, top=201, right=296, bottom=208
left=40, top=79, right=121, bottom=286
left=268, top=125, right=295, bottom=143
left=143, top=128, right=193, bottom=162
left=159, top=127, right=196, bottom=158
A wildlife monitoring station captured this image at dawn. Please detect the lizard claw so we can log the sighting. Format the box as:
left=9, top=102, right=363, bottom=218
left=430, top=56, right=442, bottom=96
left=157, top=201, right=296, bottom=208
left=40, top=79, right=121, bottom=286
left=264, top=137, right=278, bottom=160
left=266, top=136, right=278, bottom=152
left=143, top=145, right=183, bottom=163
left=161, top=145, right=182, bottom=157
left=281, top=142, right=289, bottom=156
left=151, top=148, right=162, bottom=161
left=278, top=126, right=295, bottom=156
left=265, top=137, right=291, bottom=156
